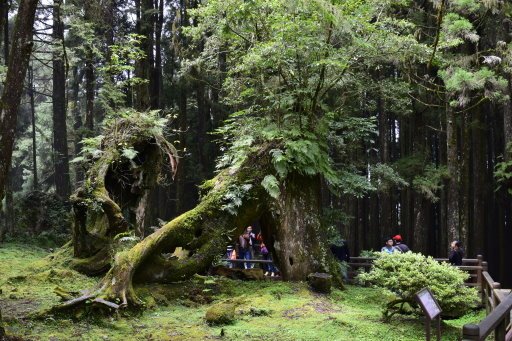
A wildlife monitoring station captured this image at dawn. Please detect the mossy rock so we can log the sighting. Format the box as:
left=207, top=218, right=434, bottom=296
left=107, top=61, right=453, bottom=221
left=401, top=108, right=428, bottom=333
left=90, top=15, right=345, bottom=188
left=205, top=303, right=236, bottom=325
left=307, top=272, right=332, bottom=294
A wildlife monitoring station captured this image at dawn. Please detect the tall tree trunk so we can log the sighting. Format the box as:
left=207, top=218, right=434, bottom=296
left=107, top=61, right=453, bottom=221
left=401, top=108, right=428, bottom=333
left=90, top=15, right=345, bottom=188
left=378, top=90, right=392, bottom=240
left=4, top=167, right=14, bottom=235
left=0, top=0, right=39, bottom=202
left=134, top=0, right=154, bottom=110
left=52, top=0, right=70, bottom=199
left=472, top=107, right=486, bottom=256
left=459, top=111, right=471, bottom=252
left=153, top=0, right=163, bottom=109
left=446, top=102, right=460, bottom=244
left=175, top=85, right=187, bottom=215
left=263, top=173, right=339, bottom=280
left=83, top=2, right=94, bottom=132
left=28, top=65, right=38, bottom=189
left=71, top=66, right=85, bottom=184
left=0, top=0, right=8, bottom=64
left=84, top=57, right=94, bottom=132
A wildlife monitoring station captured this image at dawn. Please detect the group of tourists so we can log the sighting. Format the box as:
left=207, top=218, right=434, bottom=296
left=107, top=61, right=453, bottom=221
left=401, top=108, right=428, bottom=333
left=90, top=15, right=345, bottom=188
left=225, top=226, right=279, bottom=277
left=224, top=228, right=466, bottom=278
left=381, top=234, right=410, bottom=254
left=381, top=234, right=465, bottom=266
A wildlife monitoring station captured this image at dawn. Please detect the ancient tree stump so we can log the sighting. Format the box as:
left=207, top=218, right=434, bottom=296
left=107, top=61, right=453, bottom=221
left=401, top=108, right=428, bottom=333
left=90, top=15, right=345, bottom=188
left=308, top=272, right=332, bottom=293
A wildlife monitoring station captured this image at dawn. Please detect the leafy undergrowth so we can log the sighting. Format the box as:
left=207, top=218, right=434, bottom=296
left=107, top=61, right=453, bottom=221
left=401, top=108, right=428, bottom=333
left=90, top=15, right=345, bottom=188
left=1, top=242, right=485, bottom=340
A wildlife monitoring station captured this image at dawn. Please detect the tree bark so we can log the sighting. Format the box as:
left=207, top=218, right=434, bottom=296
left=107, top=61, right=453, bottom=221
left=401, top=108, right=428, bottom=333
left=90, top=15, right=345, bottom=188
left=153, top=0, right=163, bottom=109
left=83, top=0, right=95, bottom=133
left=0, top=0, right=39, bottom=202
left=29, top=65, right=38, bottom=189
left=71, top=66, right=85, bottom=184
left=446, top=101, right=460, bottom=244
left=0, top=0, right=8, bottom=64
left=52, top=0, right=71, bottom=199
left=175, top=84, right=187, bottom=215
left=134, top=0, right=155, bottom=110
left=472, top=106, right=486, bottom=255
left=262, top=173, right=340, bottom=280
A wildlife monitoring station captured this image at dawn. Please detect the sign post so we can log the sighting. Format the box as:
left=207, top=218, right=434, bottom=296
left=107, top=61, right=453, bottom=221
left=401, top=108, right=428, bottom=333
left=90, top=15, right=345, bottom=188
left=415, top=288, right=442, bottom=341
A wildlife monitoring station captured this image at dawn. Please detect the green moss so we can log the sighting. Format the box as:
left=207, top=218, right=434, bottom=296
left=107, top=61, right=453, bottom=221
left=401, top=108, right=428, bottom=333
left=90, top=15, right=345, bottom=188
left=1, top=243, right=486, bottom=340
left=205, top=302, right=236, bottom=325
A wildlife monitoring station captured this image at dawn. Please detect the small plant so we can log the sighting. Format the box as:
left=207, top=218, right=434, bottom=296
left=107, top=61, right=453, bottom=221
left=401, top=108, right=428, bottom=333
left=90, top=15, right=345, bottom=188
left=357, top=252, right=478, bottom=320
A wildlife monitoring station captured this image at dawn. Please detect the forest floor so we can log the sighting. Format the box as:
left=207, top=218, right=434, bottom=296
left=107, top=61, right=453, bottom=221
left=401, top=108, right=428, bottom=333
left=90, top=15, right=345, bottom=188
left=0, top=242, right=485, bottom=341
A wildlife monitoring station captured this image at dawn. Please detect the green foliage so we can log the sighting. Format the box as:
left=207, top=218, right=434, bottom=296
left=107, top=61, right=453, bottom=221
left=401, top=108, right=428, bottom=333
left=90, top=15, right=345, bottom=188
left=260, top=175, right=280, bottom=199
left=440, top=67, right=506, bottom=108
left=412, top=164, right=449, bottom=202
left=494, top=143, right=512, bottom=195
left=188, top=0, right=427, bottom=199
left=71, top=135, right=104, bottom=164
left=72, top=110, right=175, bottom=169
left=5, top=191, right=71, bottom=246
left=98, top=34, right=147, bottom=114
left=221, top=183, right=253, bottom=215
left=121, top=147, right=139, bottom=161
left=450, top=0, right=481, bottom=14
left=369, top=163, right=409, bottom=192
left=358, top=252, right=478, bottom=318
left=321, top=208, right=352, bottom=246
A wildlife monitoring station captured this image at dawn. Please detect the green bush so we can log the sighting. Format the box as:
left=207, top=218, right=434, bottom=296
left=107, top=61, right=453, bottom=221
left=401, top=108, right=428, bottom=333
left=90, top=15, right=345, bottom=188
left=357, top=252, right=478, bottom=319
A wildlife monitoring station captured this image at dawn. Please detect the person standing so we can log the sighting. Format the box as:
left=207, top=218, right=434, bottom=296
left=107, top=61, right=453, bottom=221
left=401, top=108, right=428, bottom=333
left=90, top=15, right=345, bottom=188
left=330, top=240, right=351, bottom=280
left=239, top=226, right=256, bottom=269
left=381, top=238, right=397, bottom=254
left=448, top=240, right=464, bottom=266
left=226, top=245, right=236, bottom=268
left=392, top=234, right=410, bottom=253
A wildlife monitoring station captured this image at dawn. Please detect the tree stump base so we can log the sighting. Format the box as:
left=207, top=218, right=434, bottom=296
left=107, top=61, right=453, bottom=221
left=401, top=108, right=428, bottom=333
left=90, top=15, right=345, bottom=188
left=307, top=272, right=332, bottom=293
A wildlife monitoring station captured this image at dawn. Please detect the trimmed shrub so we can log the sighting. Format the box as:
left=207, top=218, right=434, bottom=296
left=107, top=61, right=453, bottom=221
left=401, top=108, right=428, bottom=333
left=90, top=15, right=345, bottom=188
left=357, top=252, right=478, bottom=319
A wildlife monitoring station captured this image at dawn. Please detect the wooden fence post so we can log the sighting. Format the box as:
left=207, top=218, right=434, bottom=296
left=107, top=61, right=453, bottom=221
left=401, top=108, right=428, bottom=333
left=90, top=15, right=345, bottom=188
left=481, top=261, right=488, bottom=305
left=495, top=318, right=506, bottom=341
left=476, top=255, right=483, bottom=287
left=492, top=282, right=501, bottom=311
left=462, top=324, right=480, bottom=341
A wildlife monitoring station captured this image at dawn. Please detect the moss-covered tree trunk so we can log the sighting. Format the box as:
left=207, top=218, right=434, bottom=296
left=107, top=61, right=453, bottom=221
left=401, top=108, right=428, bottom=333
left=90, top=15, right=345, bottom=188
left=262, top=173, right=339, bottom=281
left=57, top=144, right=342, bottom=312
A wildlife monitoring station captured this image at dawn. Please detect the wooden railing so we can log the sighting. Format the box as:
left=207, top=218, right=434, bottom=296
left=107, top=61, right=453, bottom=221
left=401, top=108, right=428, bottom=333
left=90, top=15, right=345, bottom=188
left=481, top=271, right=503, bottom=313
left=348, top=255, right=512, bottom=340
left=462, top=275, right=512, bottom=341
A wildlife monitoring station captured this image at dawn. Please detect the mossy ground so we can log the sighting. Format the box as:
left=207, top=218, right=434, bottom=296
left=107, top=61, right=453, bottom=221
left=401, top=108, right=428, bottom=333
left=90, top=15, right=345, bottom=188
left=1, top=242, right=485, bottom=340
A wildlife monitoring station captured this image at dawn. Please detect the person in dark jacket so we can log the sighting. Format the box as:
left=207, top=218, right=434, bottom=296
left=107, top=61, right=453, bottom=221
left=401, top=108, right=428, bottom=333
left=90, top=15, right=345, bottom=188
left=330, top=240, right=350, bottom=280
left=392, top=234, right=410, bottom=253
left=330, top=241, right=350, bottom=262
left=448, top=240, right=464, bottom=266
